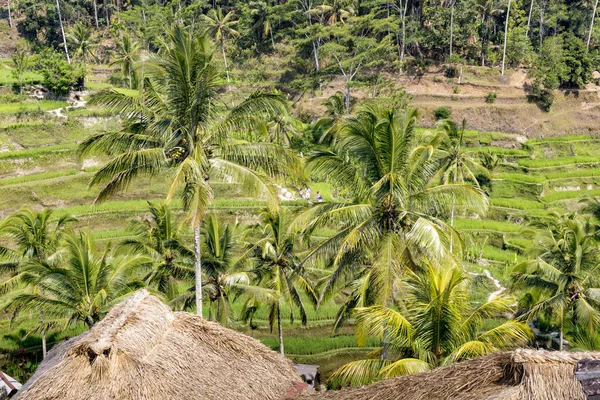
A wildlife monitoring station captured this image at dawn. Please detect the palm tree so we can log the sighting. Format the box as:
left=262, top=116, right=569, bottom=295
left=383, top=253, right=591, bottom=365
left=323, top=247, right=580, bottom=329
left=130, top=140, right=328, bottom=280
left=79, top=26, right=301, bottom=317
left=435, top=119, right=489, bottom=250
left=3, top=232, right=147, bottom=329
left=472, top=0, right=503, bottom=66
left=201, top=7, right=240, bottom=92
left=300, top=105, right=486, bottom=311
left=243, top=208, right=317, bottom=355
left=66, top=22, right=97, bottom=66
left=110, top=35, right=140, bottom=89
left=0, top=209, right=76, bottom=358
left=199, top=214, right=254, bottom=325
left=55, top=0, right=70, bottom=63
left=511, top=213, right=600, bottom=350
left=330, top=265, right=532, bottom=385
left=118, top=202, right=193, bottom=294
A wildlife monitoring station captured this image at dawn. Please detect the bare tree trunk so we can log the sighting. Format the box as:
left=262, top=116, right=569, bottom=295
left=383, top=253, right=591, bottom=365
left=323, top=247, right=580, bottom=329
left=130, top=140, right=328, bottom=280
left=41, top=313, right=47, bottom=359
left=345, top=82, right=351, bottom=113
left=526, top=0, right=534, bottom=36
left=93, top=0, right=99, bottom=29
left=277, top=306, right=284, bottom=355
left=588, top=0, right=599, bottom=50
left=194, top=224, right=203, bottom=317
left=104, top=0, right=110, bottom=27
left=381, top=339, right=389, bottom=360
left=7, top=0, right=12, bottom=29
left=56, top=0, right=70, bottom=64
left=312, top=40, right=320, bottom=72
left=449, top=5, right=454, bottom=57
left=559, top=307, right=564, bottom=351
left=221, top=41, right=234, bottom=106
left=501, top=0, right=511, bottom=76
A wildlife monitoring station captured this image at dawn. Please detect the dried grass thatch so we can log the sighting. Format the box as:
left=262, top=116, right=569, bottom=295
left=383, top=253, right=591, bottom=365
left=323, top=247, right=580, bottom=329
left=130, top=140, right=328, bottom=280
left=303, top=349, right=600, bottom=400
left=17, top=290, right=303, bottom=400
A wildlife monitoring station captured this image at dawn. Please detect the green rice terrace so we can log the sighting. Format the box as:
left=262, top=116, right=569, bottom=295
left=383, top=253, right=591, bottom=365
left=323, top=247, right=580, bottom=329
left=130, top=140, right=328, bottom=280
left=4, top=0, right=600, bottom=392
left=2, top=67, right=600, bottom=385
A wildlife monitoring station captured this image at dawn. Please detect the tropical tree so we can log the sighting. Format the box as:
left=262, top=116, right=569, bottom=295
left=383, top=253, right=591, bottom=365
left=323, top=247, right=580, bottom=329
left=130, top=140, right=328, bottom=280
left=300, top=105, right=487, bottom=314
left=511, top=213, right=600, bottom=350
left=0, top=209, right=76, bottom=358
left=201, top=7, right=240, bottom=91
left=472, top=0, right=503, bottom=66
left=434, top=119, right=489, bottom=249
left=243, top=208, right=317, bottom=355
left=3, top=232, right=147, bottom=329
left=66, top=22, right=97, bottom=65
left=330, top=265, right=532, bottom=385
left=79, top=26, right=301, bottom=317
left=118, top=202, right=193, bottom=294
left=110, top=35, right=140, bottom=89
left=11, top=48, right=30, bottom=94
left=197, top=214, right=254, bottom=325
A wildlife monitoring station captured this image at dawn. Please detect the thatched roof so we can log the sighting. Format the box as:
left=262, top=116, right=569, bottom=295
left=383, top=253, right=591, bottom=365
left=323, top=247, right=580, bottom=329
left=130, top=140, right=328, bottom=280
left=303, top=349, right=600, bottom=400
left=17, top=290, right=303, bottom=400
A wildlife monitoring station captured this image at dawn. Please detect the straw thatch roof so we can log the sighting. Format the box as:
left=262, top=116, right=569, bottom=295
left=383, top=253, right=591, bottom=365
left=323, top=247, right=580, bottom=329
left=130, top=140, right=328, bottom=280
left=16, top=289, right=303, bottom=400
left=302, top=349, right=600, bottom=400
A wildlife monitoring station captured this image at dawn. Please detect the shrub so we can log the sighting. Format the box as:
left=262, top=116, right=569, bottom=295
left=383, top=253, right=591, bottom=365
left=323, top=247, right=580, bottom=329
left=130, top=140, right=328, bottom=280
left=444, top=65, right=458, bottom=78
left=434, top=106, right=451, bottom=120
left=453, top=85, right=460, bottom=94
left=486, top=91, right=497, bottom=104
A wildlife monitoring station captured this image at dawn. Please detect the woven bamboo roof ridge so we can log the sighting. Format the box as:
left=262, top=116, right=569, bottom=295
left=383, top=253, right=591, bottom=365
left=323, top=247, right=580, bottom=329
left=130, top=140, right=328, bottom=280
left=16, top=289, right=304, bottom=400
left=301, top=349, right=600, bottom=400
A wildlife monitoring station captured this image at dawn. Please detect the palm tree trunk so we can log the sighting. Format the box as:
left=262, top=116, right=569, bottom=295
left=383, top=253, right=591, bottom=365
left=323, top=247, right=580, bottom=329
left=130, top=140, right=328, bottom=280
left=93, top=0, right=99, bottom=29
left=194, top=224, right=203, bottom=317
left=56, top=0, right=71, bottom=64
left=450, top=194, right=455, bottom=253
left=501, top=0, right=511, bottom=76
left=312, top=40, right=320, bottom=72
left=41, top=313, right=47, bottom=359
left=526, top=0, right=534, bottom=37
left=7, top=0, right=12, bottom=29
left=104, top=0, right=110, bottom=27
left=221, top=42, right=234, bottom=106
left=345, top=82, right=351, bottom=114
left=588, top=0, right=599, bottom=50
left=559, top=307, right=564, bottom=351
left=277, top=305, right=284, bottom=355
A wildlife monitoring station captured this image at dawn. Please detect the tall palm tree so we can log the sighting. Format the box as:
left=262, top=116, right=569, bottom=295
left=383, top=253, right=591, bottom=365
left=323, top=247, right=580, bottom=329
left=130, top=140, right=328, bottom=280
left=511, top=213, right=600, bottom=350
left=201, top=7, right=240, bottom=92
left=0, top=209, right=76, bottom=358
left=243, top=208, right=317, bottom=355
left=79, top=26, right=301, bottom=317
left=198, top=214, right=254, bottom=325
left=110, top=35, right=140, bottom=89
left=3, top=232, right=147, bottom=329
left=300, top=105, right=486, bottom=310
left=435, top=119, right=489, bottom=250
left=472, top=0, right=503, bottom=66
left=330, top=265, right=532, bottom=386
left=66, top=22, right=97, bottom=66
left=118, top=202, right=193, bottom=294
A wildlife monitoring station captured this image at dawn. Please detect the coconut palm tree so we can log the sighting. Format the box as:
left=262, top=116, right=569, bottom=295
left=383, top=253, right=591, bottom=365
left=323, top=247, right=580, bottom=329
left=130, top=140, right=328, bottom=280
left=243, top=208, right=317, bottom=355
left=79, top=26, right=301, bottom=317
left=110, top=35, right=140, bottom=89
left=200, top=7, right=240, bottom=91
left=118, top=202, right=193, bottom=294
left=435, top=119, right=489, bottom=250
left=0, top=209, right=76, bottom=358
left=511, top=213, right=600, bottom=350
left=66, top=22, right=97, bottom=66
left=3, top=232, right=147, bottom=329
left=330, top=265, right=532, bottom=385
left=300, top=105, right=486, bottom=310
left=472, top=0, right=503, bottom=66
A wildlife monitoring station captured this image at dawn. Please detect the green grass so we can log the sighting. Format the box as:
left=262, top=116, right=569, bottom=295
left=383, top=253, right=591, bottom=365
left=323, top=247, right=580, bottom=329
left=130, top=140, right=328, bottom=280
left=0, top=169, right=80, bottom=187
left=493, top=173, right=544, bottom=184
left=518, top=156, right=600, bottom=169
left=260, top=335, right=379, bottom=355
left=0, top=144, right=77, bottom=160
left=466, top=146, right=529, bottom=156
left=490, top=198, right=545, bottom=210
left=0, top=100, right=68, bottom=114
left=541, top=188, right=600, bottom=203
left=453, top=219, right=525, bottom=233
left=0, top=67, right=43, bottom=86
left=482, top=245, right=524, bottom=263
left=527, top=135, right=591, bottom=145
